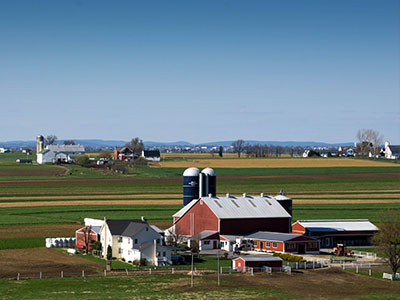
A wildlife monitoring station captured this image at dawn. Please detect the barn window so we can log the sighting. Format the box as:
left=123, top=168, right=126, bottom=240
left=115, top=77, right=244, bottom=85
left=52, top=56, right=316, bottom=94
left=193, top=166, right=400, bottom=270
left=287, top=243, right=295, bottom=249
left=204, top=241, right=210, bottom=245
left=266, top=242, right=271, bottom=247
left=231, top=200, right=240, bottom=208
left=272, top=242, right=277, bottom=248
left=247, top=199, right=257, bottom=208
left=163, top=251, right=166, bottom=257
left=214, top=200, right=223, bottom=208
left=134, top=239, right=138, bottom=244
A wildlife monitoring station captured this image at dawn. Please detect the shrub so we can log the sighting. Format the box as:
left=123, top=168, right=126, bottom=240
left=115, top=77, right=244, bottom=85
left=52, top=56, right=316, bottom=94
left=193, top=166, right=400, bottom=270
left=106, top=245, right=112, bottom=260
left=93, top=241, right=102, bottom=251
left=121, top=258, right=125, bottom=262
left=75, top=155, right=90, bottom=166
left=139, top=258, right=147, bottom=266
left=273, top=252, right=306, bottom=262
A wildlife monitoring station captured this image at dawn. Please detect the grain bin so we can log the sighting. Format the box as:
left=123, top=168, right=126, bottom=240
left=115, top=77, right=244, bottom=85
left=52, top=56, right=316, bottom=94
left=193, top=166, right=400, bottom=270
left=183, top=168, right=200, bottom=206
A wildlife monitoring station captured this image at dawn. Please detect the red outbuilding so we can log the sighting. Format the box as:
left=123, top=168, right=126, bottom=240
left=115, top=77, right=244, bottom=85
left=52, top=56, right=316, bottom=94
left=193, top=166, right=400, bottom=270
left=248, top=231, right=320, bottom=254
left=75, top=225, right=101, bottom=251
left=172, top=194, right=291, bottom=236
left=233, top=256, right=283, bottom=272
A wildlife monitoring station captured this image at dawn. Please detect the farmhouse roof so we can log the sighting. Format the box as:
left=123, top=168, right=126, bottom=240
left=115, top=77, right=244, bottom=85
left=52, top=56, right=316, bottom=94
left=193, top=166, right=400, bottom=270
left=247, top=231, right=312, bottom=242
left=193, top=230, right=219, bottom=240
left=106, top=219, right=147, bottom=236
left=295, top=220, right=378, bottom=232
left=388, top=145, right=400, bottom=154
left=234, top=255, right=282, bottom=262
left=173, top=195, right=290, bottom=220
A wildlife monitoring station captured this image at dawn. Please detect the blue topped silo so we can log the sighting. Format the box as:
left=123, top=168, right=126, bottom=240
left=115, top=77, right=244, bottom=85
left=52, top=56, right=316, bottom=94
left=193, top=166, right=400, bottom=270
left=183, top=167, right=200, bottom=206
left=201, top=168, right=216, bottom=197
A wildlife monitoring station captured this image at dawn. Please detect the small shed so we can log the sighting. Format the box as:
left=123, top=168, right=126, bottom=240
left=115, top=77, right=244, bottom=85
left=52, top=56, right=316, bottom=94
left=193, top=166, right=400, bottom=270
left=233, top=256, right=283, bottom=272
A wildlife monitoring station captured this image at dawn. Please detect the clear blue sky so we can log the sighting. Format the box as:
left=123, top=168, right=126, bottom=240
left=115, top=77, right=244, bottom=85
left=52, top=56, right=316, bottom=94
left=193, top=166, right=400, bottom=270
left=1, top=0, right=399, bottom=144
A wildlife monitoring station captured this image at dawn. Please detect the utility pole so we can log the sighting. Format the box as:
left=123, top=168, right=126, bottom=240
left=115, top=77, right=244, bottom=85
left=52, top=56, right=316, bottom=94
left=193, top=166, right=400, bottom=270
left=217, top=249, right=220, bottom=286
left=191, top=252, right=194, bottom=288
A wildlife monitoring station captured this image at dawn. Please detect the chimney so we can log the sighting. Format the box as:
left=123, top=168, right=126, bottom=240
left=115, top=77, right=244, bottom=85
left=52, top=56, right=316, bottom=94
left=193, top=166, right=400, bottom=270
left=243, top=193, right=247, bottom=197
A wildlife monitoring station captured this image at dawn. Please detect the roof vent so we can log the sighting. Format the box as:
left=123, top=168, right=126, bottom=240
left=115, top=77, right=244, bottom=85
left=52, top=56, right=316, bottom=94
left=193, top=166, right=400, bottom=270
left=280, top=189, right=286, bottom=196
left=141, top=216, right=146, bottom=222
left=243, top=193, right=247, bottom=197
left=208, top=193, right=212, bottom=198
left=260, top=193, right=264, bottom=197
left=226, top=193, right=230, bottom=198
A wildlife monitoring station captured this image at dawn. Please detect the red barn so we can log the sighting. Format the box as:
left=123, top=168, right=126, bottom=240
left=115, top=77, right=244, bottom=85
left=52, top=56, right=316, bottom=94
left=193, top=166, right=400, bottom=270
left=75, top=226, right=101, bottom=251
left=233, top=256, right=283, bottom=272
left=248, top=231, right=320, bottom=254
left=172, top=194, right=291, bottom=236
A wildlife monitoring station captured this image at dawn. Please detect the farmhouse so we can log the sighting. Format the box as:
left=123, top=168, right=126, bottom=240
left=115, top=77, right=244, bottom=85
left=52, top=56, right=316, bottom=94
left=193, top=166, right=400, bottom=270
left=100, top=218, right=172, bottom=266
left=172, top=194, right=292, bottom=237
left=232, top=256, right=283, bottom=272
left=384, top=141, right=400, bottom=159
left=248, top=231, right=320, bottom=254
left=113, top=146, right=137, bottom=161
left=142, top=150, right=161, bottom=161
left=292, top=220, right=378, bottom=248
left=37, top=144, right=85, bottom=164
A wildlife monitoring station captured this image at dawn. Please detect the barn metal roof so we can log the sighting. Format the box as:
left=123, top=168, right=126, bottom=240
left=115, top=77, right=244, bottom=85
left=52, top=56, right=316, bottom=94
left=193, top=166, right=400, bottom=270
left=46, top=144, right=85, bottom=152
left=247, top=231, right=310, bottom=242
left=173, top=195, right=290, bottom=220
left=234, top=255, right=282, bottom=262
left=296, top=220, right=378, bottom=232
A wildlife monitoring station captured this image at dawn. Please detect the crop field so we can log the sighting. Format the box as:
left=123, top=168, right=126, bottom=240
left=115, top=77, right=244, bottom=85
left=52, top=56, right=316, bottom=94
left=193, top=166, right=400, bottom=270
left=156, top=157, right=400, bottom=168
left=0, top=156, right=399, bottom=283
left=0, top=268, right=399, bottom=299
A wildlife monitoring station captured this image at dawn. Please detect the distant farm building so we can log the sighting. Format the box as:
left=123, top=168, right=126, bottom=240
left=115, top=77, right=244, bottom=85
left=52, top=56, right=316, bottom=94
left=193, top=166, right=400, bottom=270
left=114, top=146, right=137, bottom=161
left=292, top=220, right=378, bottom=248
left=142, top=150, right=161, bottom=161
left=384, top=142, right=400, bottom=159
left=37, top=144, right=85, bottom=164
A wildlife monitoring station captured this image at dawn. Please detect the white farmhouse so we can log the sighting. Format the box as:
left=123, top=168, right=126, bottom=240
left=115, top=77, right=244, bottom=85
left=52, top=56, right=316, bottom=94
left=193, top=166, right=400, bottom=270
left=100, top=218, right=171, bottom=266
left=37, top=144, right=85, bottom=164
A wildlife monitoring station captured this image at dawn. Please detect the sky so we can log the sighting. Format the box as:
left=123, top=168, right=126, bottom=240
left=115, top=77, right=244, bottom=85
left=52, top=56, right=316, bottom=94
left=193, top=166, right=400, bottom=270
left=1, top=0, right=399, bottom=144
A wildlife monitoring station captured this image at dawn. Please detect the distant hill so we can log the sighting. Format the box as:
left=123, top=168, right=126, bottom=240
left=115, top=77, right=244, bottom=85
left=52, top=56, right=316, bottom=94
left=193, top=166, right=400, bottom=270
left=0, top=139, right=354, bottom=149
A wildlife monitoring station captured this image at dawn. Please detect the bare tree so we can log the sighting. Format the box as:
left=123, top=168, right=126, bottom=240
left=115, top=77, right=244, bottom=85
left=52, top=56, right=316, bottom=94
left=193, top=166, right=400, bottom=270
left=356, top=129, right=383, bottom=157
left=231, top=139, right=244, bottom=158
left=275, top=146, right=284, bottom=157
left=190, top=237, right=200, bottom=257
left=81, top=225, right=95, bottom=254
left=45, top=135, right=57, bottom=145
left=372, top=209, right=400, bottom=279
left=128, top=137, right=145, bottom=155
left=165, top=230, right=183, bottom=247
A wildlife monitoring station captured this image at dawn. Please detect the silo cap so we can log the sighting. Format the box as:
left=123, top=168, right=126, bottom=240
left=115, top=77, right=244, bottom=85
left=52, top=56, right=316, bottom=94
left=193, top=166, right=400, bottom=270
left=201, top=168, right=216, bottom=176
left=183, top=167, right=200, bottom=176
left=274, top=194, right=292, bottom=201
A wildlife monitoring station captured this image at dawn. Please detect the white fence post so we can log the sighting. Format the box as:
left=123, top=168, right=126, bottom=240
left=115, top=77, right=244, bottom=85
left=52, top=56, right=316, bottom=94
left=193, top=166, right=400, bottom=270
left=17, top=273, right=20, bottom=281
left=40, top=272, right=42, bottom=279
left=125, top=269, right=128, bottom=276
left=369, top=269, right=371, bottom=276
left=61, top=271, right=63, bottom=278
left=356, top=265, right=359, bottom=273
left=172, top=268, right=174, bottom=274
left=82, top=270, right=85, bottom=277
left=104, top=270, right=106, bottom=277
left=149, top=268, right=152, bottom=275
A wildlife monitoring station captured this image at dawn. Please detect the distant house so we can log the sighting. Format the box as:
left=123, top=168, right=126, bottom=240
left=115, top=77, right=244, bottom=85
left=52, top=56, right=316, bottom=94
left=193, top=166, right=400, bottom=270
left=99, top=218, right=172, bottom=266
left=37, top=144, right=85, bottom=164
left=338, top=146, right=354, bottom=157
left=0, top=148, right=9, bottom=153
left=142, top=150, right=161, bottom=161
left=292, top=219, right=378, bottom=248
left=385, top=142, right=400, bottom=159
left=188, top=231, right=220, bottom=251
left=114, top=146, right=137, bottom=161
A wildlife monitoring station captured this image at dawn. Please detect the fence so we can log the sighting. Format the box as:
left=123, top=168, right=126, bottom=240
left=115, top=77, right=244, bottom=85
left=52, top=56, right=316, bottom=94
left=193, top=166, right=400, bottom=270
left=9, top=267, right=212, bottom=281
left=283, top=260, right=330, bottom=270
left=352, top=251, right=377, bottom=259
